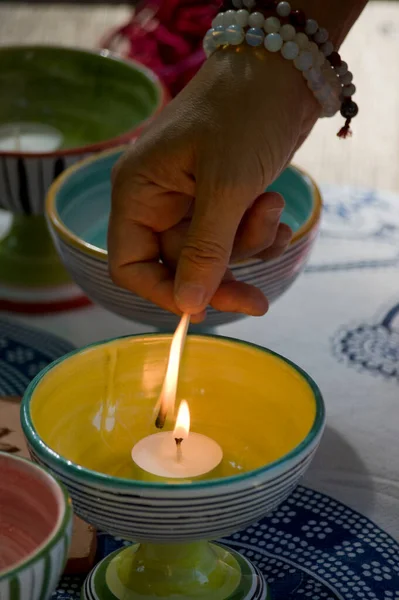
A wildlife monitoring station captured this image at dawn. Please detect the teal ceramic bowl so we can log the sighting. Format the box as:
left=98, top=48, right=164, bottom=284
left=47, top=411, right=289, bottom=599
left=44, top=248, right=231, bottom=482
left=0, top=452, right=73, bottom=600
left=47, top=147, right=322, bottom=328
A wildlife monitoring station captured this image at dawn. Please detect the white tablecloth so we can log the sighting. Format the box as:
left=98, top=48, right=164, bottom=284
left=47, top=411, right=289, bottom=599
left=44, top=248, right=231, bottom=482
left=2, top=184, right=399, bottom=540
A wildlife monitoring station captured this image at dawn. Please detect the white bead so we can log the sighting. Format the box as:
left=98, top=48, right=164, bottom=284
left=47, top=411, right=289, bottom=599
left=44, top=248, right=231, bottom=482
left=343, top=83, right=356, bottom=97
left=223, top=10, right=237, bottom=26
left=248, top=11, right=264, bottom=28
left=225, top=24, right=245, bottom=45
left=308, top=41, right=319, bottom=58
left=307, top=77, right=325, bottom=92
left=340, top=71, right=353, bottom=85
left=212, top=25, right=227, bottom=46
left=203, top=29, right=217, bottom=57
left=294, top=32, right=309, bottom=50
left=212, top=13, right=224, bottom=28
left=276, top=2, right=291, bottom=18
left=281, top=41, right=299, bottom=60
left=243, top=0, right=255, bottom=8
left=232, top=0, right=243, bottom=8
left=321, top=41, right=334, bottom=57
left=264, top=32, right=283, bottom=53
left=305, top=19, right=318, bottom=36
left=314, top=27, right=329, bottom=44
left=280, top=24, right=296, bottom=41
left=264, top=17, right=281, bottom=34
left=246, top=27, right=265, bottom=47
left=335, top=61, right=348, bottom=76
left=294, top=50, right=313, bottom=71
left=314, top=85, right=332, bottom=103
left=316, top=52, right=325, bottom=68
left=236, top=9, right=250, bottom=27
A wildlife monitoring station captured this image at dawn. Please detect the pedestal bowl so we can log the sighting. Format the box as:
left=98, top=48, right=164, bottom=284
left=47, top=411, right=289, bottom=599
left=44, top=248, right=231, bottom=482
left=46, top=147, right=322, bottom=329
left=0, top=45, right=165, bottom=313
left=21, top=333, right=325, bottom=599
left=0, top=452, right=73, bottom=600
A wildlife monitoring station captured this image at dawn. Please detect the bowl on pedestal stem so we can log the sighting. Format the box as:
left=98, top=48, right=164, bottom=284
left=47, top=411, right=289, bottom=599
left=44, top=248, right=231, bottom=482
left=0, top=45, right=165, bottom=313
left=21, top=333, right=325, bottom=600
left=46, top=146, right=322, bottom=329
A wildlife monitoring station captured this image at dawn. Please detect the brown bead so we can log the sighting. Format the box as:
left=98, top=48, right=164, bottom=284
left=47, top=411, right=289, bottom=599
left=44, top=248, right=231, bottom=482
left=340, top=100, right=359, bottom=119
left=328, top=51, right=342, bottom=67
left=289, top=9, right=306, bottom=28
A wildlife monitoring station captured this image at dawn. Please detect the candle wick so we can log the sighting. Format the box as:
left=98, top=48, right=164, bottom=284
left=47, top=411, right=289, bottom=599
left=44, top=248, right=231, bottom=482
left=155, top=405, right=167, bottom=429
left=175, top=437, right=183, bottom=462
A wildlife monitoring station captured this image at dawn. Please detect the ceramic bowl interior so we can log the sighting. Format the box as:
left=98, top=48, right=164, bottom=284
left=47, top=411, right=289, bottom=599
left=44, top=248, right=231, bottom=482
left=0, top=452, right=70, bottom=577
left=49, top=149, right=315, bottom=256
left=23, top=335, right=323, bottom=486
left=0, top=47, right=163, bottom=153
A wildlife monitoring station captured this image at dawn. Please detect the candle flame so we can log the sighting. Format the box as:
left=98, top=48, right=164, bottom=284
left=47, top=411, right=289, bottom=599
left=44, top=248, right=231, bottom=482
left=173, top=400, right=190, bottom=440
left=154, top=313, right=190, bottom=428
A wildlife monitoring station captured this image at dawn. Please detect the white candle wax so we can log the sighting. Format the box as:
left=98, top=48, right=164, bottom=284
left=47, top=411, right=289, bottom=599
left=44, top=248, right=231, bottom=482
left=132, top=432, right=223, bottom=479
left=0, top=122, right=63, bottom=153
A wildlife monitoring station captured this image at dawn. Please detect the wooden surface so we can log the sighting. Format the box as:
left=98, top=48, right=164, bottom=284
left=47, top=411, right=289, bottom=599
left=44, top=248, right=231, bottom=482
left=0, top=1, right=398, bottom=192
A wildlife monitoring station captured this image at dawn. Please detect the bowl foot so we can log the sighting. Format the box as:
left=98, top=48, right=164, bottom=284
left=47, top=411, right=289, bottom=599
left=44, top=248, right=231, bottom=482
left=81, top=542, right=269, bottom=600
left=0, top=214, right=89, bottom=313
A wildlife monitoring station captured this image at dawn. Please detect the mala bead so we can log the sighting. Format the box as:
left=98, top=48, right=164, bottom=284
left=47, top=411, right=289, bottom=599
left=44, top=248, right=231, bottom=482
left=213, top=25, right=227, bottom=46
left=340, top=71, right=353, bottom=85
left=305, top=19, right=318, bottom=36
left=243, top=0, right=256, bottom=8
left=327, top=51, right=341, bottom=67
left=248, top=11, right=265, bottom=28
left=212, top=13, right=225, bottom=28
left=264, top=32, right=283, bottom=52
left=280, top=24, right=296, bottom=41
left=341, top=99, right=359, bottom=119
left=232, top=0, right=243, bottom=7
left=246, top=27, right=265, bottom=46
left=342, top=83, right=356, bottom=97
left=289, top=9, right=306, bottom=28
left=264, top=16, right=281, bottom=33
left=294, top=32, right=309, bottom=49
left=224, top=10, right=238, bottom=26
left=225, top=23, right=245, bottom=44
left=294, top=50, right=313, bottom=71
left=335, top=61, right=348, bottom=76
left=314, top=27, right=329, bottom=44
left=281, top=40, right=299, bottom=60
left=276, top=2, right=291, bottom=17
left=321, top=41, right=334, bottom=57
left=236, top=9, right=250, bottom=26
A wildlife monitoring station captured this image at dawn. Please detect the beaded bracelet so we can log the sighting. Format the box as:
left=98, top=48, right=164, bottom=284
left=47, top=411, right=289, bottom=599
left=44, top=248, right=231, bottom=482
left=204, top=1, right=358, bottom=138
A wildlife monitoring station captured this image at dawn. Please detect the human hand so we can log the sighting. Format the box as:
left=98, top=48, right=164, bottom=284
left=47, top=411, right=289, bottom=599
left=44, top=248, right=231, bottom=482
left=109, top=46, right=319, bottom=321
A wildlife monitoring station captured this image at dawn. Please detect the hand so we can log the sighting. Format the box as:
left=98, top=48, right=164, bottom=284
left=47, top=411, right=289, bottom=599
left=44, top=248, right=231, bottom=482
left=109, top=46, right=319, bottom=321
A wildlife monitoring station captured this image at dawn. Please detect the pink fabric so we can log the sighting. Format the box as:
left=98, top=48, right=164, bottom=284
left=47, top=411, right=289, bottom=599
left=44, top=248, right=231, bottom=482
left=0, top=455, right=59, bottom=572
left=101, top=0, right=220, bottom=97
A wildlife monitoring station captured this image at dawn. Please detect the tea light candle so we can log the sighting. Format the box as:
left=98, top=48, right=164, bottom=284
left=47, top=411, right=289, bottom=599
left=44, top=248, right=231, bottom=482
left=0, top=122, right=63, bottom=153
left=132, top=401, right=223, bottom=479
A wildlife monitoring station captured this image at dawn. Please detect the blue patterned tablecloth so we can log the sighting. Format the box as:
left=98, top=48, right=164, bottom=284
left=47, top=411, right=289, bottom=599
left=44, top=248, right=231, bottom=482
left=53, top=486, right=399, bottom=600
left=1, top=184, right=398, bottom=598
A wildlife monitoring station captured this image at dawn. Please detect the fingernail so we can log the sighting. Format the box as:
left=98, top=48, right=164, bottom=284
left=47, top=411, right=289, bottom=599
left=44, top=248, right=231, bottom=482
left=175, top=283, right=206, bottom=311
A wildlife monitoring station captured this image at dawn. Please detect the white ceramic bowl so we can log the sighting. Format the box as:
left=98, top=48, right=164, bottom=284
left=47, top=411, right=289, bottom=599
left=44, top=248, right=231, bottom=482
left=46, top=148, right=322, bottom=329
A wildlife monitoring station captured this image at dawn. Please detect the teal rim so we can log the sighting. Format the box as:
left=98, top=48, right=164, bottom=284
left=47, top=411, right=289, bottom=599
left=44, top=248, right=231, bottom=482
left=21, top=333, right=326, bottom=491
left=0, top=452, right=73, bottom=581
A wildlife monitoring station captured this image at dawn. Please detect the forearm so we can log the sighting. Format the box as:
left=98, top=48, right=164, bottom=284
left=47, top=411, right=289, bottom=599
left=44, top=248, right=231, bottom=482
left=300, top=0, right=368, bottom=47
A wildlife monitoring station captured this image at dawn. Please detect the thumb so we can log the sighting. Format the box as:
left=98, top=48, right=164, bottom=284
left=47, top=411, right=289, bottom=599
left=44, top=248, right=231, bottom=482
left=174, top=185, right=248, bottom=314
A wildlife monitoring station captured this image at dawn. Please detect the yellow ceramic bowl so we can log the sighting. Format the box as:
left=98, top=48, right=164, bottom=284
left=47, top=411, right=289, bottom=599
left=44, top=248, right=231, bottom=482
left=21, top=334, right=325, bottom=545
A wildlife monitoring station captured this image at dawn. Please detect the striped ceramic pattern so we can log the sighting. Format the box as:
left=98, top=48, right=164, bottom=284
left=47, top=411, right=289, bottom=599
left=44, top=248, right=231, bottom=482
left=27, top=435, right=322, bottom=545
left=50, top=224, right=319, bottom=329
left=0, top=153, right=91, bottom=215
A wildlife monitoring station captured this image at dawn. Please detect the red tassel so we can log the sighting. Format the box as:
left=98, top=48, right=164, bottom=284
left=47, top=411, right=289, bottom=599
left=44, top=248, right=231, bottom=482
left=337, top=119, right=352, bottom=139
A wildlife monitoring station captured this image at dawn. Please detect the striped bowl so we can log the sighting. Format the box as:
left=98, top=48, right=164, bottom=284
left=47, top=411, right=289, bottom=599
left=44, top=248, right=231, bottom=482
left=0, top=46, right=166, bottom=216
left=21, top=333, right=325, bottom=544
left=0, top=453, right=73, bottom=600
left=46, top=147, right=322, bottom=329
